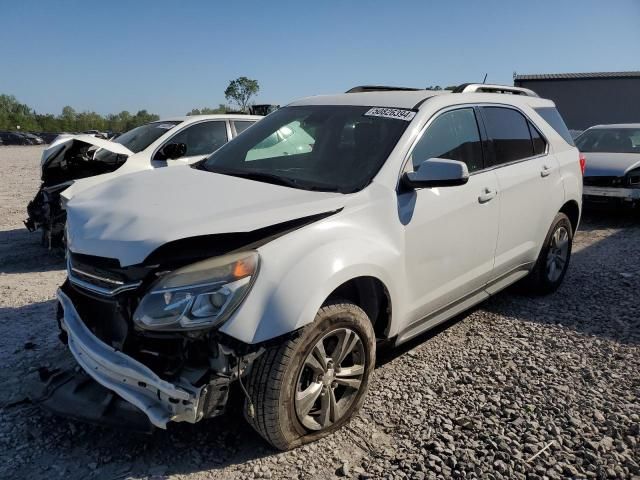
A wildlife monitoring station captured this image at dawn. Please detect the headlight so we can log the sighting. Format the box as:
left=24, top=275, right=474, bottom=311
left=133, top=251, right=259, bottom=331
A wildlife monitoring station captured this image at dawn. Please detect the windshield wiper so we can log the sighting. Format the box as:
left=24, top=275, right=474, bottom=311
left=206, top=168, right=339, bottom=192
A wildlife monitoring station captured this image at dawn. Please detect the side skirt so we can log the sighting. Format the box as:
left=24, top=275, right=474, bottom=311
left=394, top=262, right=534, bottom=346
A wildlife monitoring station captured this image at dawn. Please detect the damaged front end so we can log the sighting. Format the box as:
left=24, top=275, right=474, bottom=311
left=25, top=136, right=132, bottom=247
left=33, top=247, right=264, bottom=431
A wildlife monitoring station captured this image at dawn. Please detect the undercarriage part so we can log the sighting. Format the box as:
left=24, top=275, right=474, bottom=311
left=29, top=368, right=155, bottom=433
left=25, top=184, right=67, bottom=248
left=198, top=376, right=232, bottom=419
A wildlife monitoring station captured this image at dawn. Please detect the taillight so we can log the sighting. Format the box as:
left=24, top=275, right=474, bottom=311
left=579, top=152, right=586, bottom=176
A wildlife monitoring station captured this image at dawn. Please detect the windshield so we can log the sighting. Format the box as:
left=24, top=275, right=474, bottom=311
left=201, top=105, right=411, bottom=192
left=112, top=121, right=180, bottom=153
left=93, top=120, right=180, bottom=164
left=576, top=128, right=640, bottom=154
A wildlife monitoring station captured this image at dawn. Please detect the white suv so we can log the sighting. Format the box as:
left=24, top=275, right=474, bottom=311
left=40, top=84, right=582, bottom=450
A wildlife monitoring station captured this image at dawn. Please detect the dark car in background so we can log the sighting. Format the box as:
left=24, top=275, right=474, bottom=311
left=0, top=131, right=31, bottom=145
left=22, top=133, right=44, bottom=145
left=34, top=132, right=61, bottom=144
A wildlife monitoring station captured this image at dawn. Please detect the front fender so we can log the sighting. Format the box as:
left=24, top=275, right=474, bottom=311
left=219, top=221, right=403, bottom=344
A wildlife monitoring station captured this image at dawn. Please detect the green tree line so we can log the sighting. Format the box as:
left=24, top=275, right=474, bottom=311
left=0, top=94, right=160, bottom=133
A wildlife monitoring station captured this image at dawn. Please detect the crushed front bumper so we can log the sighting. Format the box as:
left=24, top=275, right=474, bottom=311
left=56, top=288, right=206, bottom=428
left=583, top=186, right=640, bottom=200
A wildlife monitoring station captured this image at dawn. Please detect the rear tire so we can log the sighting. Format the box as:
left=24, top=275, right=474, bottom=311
left=524, top=212, right=573, bottom=294
left=244, top=300, right=375, bottom=450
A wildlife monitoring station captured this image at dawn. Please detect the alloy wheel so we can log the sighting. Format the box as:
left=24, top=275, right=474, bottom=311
left=294, top=327, right=366, bottom=431
left=546, top=225, right=569, bottom=282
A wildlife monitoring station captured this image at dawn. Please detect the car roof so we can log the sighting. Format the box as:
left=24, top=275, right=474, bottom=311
left=589, top=123, right=640, bottom=129
left=289, top=91, right=448, bottom=109
left=159, top=114, right=263, bottom=123
left=288, top=90, right=555, bottom=110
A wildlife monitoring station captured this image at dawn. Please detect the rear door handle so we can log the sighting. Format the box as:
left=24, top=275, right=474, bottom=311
left=540, top=165, right=552, bottom=177
left=478, top=188, right=497, bottom=204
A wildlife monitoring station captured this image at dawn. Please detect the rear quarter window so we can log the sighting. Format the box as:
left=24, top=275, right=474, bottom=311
left=534, top=107, right=574, bottom=146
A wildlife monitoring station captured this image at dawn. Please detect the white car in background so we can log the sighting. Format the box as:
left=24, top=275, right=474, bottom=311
left=577, top=124, right=640, bottom=205
left=38, top=84, right=582, bottom=450
left=25, top=114, right=262, bottom=246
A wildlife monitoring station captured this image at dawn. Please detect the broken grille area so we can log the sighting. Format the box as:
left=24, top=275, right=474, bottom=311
left=67, top=252, right=150, bottom=296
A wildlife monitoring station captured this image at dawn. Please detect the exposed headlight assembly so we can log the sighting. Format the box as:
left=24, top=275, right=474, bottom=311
left=133, top=251, right=259, bottom=331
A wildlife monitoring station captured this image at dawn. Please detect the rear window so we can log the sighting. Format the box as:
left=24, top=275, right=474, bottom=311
left=534, top=107, right=574, bottom=146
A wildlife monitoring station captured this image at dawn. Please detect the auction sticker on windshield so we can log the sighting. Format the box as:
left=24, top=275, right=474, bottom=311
left=365, top=107, right=416, bottom=121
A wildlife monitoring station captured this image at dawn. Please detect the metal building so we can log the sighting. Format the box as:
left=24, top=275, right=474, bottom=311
left=513, top=71, right=640, bottom=130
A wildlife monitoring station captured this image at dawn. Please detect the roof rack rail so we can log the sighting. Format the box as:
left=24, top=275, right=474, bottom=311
left=345, top=85, right=421, bottom=93
left=452, top=83, right=539, bottom=97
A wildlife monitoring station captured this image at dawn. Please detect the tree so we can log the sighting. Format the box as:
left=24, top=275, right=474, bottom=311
left=186, top=104, right=228, bottom=115
left=60, top=106, right=77, bottom=131
left=0, top=92, right=161, bottom=133
left=224, top=77, right=259, bottom=112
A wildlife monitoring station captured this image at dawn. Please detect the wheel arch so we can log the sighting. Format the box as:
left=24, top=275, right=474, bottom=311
left=559, top=199, right=580, bottom=234
left=325, top=276, right=392, bottom=339
left=221, top=243, right=402, bottom=345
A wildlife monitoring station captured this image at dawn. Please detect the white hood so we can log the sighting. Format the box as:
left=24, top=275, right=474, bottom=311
left=583, top=152, right=640, bottom=177
left=41, top=134, right=134, bottom=168
left=66, top=166, right=346, bottom=266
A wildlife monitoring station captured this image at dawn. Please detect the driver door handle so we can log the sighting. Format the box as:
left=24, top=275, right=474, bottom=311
left=478, top=188, right=497, bottom=204
left=540, top=165, right=552, bottom=177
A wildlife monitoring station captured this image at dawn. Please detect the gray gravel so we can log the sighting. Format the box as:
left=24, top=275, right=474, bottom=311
left=0, top=146, right=639, bottom=480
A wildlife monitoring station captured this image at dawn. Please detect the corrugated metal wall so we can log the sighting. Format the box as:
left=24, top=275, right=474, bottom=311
left=514, top=78, right=640, bottom=130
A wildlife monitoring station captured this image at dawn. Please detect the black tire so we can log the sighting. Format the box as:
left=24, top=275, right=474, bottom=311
left=244, top=300, right=376, bottom=450
left=524, top=212, right=573, bottom=294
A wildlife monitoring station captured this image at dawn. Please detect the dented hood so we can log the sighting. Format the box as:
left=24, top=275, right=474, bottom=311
left=41, top=134, right=134, bottom=168
left=583, top=152, right=640, bottom=177
left=66, top=166, right=346, bottom=266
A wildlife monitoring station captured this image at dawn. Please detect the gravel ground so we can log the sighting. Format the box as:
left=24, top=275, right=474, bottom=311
left=0, top=146, right=638, bottom=480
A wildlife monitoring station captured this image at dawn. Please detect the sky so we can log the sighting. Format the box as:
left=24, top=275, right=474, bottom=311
left=1, top=0, right=639, bottom=118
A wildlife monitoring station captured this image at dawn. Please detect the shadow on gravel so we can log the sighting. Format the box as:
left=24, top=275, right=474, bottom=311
left=0, top=228, right=65, bottom=273
left=484, top=206, right=640, bottom=346
left=379, top=205, right=640, bottom=369
left=578, top=202, right=640, bottom=231
left=5, top=403, right=276, bottom=479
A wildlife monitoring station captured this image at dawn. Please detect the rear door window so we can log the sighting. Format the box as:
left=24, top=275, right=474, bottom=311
left=534, top=107, right=574, bottom=146
left=481, top=107, right=535, bottom=166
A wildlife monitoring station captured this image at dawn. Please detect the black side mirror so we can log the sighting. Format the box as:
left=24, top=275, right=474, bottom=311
left=161, top=143, right=187, bottom=160
left=402, top=158, right=469, bottom=189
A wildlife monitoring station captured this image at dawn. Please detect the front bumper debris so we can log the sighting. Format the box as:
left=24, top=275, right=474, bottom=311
left=57, top=288, right=207, bottom=428
left=29, top=368, right=155, bottom=433
left=583, top=186, right=640, bottom=200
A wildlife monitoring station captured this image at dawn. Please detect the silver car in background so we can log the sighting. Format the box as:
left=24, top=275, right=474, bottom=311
left=578, top=124, right=640, bottom=205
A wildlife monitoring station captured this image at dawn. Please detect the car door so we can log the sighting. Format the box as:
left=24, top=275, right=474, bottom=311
left=152, top=120, right=229, bottom=166
left=479, top=106, right=563, bottom=287
left=400, top=107, right=500, bottom=325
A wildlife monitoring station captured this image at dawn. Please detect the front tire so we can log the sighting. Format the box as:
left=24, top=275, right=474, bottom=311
left=244, top=301, right=376, bottom=450
left=525, top=212, right=573, bottom=294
